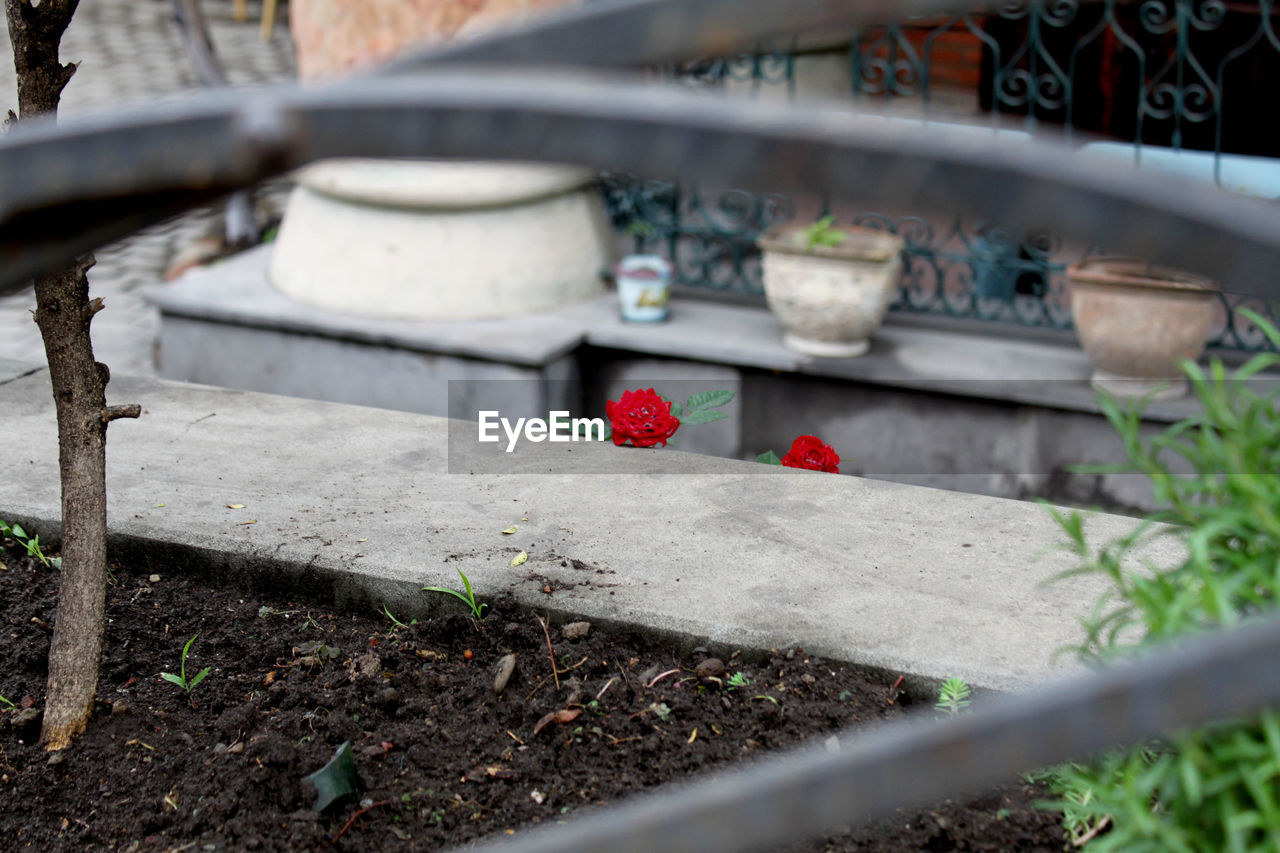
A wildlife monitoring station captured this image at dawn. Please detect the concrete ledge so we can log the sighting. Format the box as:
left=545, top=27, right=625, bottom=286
left=0, top=368, right=1181, bottom=693
left=148, top=245, right=1212, bottom=424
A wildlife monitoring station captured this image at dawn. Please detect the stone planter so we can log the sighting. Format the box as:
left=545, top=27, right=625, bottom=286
left=758, top=225, right=905, bottom=357
left=269, top=160, right=614, bottom=321
left=271, top=0, right=612, bottom=322
left=1067, top=257, right=1219, bottom=401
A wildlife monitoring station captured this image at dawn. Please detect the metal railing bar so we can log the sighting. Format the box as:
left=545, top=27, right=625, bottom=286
left=375, top=0, right=976, bottom=75
left=451, top=614, right=1280, bottom=853
left=2, top=69, right=1279, bottom=300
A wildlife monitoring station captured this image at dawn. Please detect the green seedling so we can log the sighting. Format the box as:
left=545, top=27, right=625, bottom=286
left=935, top=677, right=971, bottom=715
left=160, top=633, right=211, bottom=706
left=801, top=214, right=847, bottom=250
left=726, top=671, right=750, bottom=690
left=0, top=518, right=59, bottom=568
left=0, top=694, right=15, bottom=710
left=423, top=568, right=488, bottom=621
left=380, top=605, right=418, bottom=630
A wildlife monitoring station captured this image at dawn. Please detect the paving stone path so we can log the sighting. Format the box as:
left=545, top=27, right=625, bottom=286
left=0, top=0, right=297, bottom=375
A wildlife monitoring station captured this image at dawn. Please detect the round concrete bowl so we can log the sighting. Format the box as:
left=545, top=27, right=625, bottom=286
left=1068, top=258, right=1219, bottom=401
left=268, top=160, right=615, bottom=322
left=759, top=225, right=905, bottom=358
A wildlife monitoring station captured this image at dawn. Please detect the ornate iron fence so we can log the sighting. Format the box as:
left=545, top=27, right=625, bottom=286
left=601, top=0, right=1280, bottom=350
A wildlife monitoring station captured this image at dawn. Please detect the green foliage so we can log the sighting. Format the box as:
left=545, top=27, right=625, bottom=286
left=665, top=390, right=735, bottom=426
left=303, top=741, right=360, bottom=812
left=1041, top=309, right=1280, bottom=849
left=935, top=677, right=971, bottom=715
left=423, top=568, right=488, bottom=621
left=0, top=694, right=14, bottom=710
left=801, top=215, right=847, bottom=250
left=726, top=671, right=750, bottom=690
left=0, top=518, right=59, bottom=568
left=380, top=605, right=418, bottom=630
left=160, top=633, right=211, bottom=705
left=756, top=450, right=782, bottom=465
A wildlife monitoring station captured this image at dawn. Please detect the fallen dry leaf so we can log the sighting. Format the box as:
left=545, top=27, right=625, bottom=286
left=356, top=537, right=368, bottom=543
left=226, top=504, right=245, bottom=509
left=510, top=550, right=528, bottom=567
left=532, top=708, right=580, bottom=736
left=236, top=520, right=257, bottom=526
left=501, top=526, right=517, bottom=535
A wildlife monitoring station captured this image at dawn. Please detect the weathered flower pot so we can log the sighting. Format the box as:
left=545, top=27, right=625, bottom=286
left=1067, top=258, right=1219, bottom=401
left=758, top=225, right=905, bottom=358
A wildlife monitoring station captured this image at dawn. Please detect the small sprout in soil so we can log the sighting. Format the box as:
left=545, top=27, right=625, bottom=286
left=303, top=741, right=361, bottom=813
left=653, top=702, right=672, bottom=721
left=936, top=677, right=972, bottom=715
left=752, top=694, right=781, bottom=706
left=160, top=633, right=212, bottom=706
left=0, top=517, right=57, bottom=568
left=423, top=568, right=488, bottom=621
left=837, top=690, right=852, bottom=701
left=726, top=671, right=751, bottom=690
left=380, top=605, right=417, bottom=630
left=0, top=694, right=15, bottom=710
left=302, top=612, right=322, bottom=632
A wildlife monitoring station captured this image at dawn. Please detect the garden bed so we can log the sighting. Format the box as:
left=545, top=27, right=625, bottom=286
left=0, top=545, right=1063, bottom=851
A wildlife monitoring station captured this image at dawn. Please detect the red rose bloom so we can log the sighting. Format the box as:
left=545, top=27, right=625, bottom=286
left=781, top=435, right=840, bottom=473
left=606, top=388, right=680, bottom=448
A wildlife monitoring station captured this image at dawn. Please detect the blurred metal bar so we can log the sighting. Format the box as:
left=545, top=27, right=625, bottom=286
left=376, top=0, right=966, bottom=74
left=2, top=69, right=1280, bottom=296
left=452, top=614, right=1280, bottom=853
left=170, top=0, right=258, bottom=246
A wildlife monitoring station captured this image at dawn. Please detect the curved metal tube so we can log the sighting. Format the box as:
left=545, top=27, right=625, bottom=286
left=1, top=69, right=1279, bottom=297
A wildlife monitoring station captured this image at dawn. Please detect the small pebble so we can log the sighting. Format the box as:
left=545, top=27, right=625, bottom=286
left=226, top=742, right=245, bottom=754
left=695, top=658, right=726, bottom=679
left=148, top=574, right=160, bottom=583
left=111, top=700, right=130, bottom=716
left=561, top=621, right=591, bottom=640
left=493, top=654, right=517, bottom=695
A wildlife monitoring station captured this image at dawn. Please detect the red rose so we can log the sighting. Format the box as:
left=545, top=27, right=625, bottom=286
left=606, top=388, right=680, bottom=448
left=781, top=435, right=840, bottom=473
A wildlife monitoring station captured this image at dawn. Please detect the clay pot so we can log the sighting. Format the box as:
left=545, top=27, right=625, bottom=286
left=758, top=225, right=905, bottom=358
left=1067, top=258, right=1219, bottom=400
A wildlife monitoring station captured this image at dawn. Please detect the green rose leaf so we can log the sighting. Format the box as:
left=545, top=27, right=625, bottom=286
left=756, top=450, right=782, bottom=465
left=684, top=390, right=735, bottom=412
left=678, top=409, right=727, bottom=426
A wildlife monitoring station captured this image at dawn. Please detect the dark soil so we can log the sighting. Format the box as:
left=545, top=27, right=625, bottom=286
left=0, top=544, right=1065, bottom=852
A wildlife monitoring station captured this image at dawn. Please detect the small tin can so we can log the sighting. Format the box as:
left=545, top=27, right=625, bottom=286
left=615, top=254, right=672, bottom=322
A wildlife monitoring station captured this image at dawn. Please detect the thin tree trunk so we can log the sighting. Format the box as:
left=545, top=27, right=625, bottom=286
left=5, top=0, right=141, bottom=750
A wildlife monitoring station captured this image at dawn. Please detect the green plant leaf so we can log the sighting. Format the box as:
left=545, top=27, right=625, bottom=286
left=678, top=409, right=727, bottom=426
left=423, top=586, right=471, bottom=606
left=669, top=402, right=683, bottom=419
left=188, top=666, right=211, bottom=691
left=160, top=672, right=186, bottom=687
left=510, top=551, right=528, bottom=567
left=303, top=741, right=361, bottom=813
left=756, top=450, right=782, bottom=465
left=684, top=390, right=735, bottom=412
left=11, top=524, right=25, bottom=539
left=501, top=526, right=517, bottom=535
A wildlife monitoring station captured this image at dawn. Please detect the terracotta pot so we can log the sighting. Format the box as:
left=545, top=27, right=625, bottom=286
left=758, top=225, right=905, bottom=358
left=1067, top=258, right=1219, bottom=400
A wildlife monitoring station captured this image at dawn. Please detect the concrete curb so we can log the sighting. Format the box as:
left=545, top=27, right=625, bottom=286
left=0, top=360, right=1179, bottom=695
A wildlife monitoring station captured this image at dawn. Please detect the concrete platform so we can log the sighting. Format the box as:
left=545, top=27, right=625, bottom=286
left=0, top=359, right=1180, bottom=694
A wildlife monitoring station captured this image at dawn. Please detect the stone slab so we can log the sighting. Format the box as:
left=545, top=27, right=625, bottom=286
left=0, top=369, right=1181, bottom=693
left=0, top=358, right=40, bottom=385
left=145, top=245, right=593, bottom=368
left=150, top=246, right=1218, bottom=424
